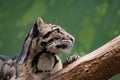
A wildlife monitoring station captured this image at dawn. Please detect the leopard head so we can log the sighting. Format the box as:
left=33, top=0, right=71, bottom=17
left=31, top=17, right=75, bottom=54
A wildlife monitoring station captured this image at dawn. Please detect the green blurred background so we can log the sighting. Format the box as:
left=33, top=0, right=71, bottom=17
left=0, top=0, right=120, bottom=79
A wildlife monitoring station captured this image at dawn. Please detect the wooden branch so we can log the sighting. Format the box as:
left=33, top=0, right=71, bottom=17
left=45, top=35, right=120, bottom=80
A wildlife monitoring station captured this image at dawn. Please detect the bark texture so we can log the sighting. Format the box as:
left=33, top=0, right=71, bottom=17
left=45, top=35, right=120, bottom=80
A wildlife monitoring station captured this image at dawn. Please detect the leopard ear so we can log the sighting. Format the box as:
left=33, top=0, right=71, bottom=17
left=37, top=17, right=44, bottom=27
left=32, top=17, right=44, bottom=38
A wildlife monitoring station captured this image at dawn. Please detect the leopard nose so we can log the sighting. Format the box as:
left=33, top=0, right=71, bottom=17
left=67, top=35, right=75, bottom=43
left=70, top=37, right=75, bottom=43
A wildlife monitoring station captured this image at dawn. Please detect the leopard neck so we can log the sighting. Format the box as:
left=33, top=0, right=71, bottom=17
left=15, top=27, right=42, bottom=65
left=15, top=28, right=54, bottom=66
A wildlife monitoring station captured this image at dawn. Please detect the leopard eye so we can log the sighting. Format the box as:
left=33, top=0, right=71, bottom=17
left=36, top=38, right=40, bottom=43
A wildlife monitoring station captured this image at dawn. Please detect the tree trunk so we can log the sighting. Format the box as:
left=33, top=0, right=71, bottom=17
left=45, top=35, right=120, bottom=80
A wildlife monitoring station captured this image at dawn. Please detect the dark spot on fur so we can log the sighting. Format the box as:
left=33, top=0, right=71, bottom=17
left=53, top=55, right=59, bottom=68
left=48, top=39, right=54, bottom=43
left=56, top=29, right=64, bottom=35
left=43, top=29, right=61, bottom=39
left=41, top=42, right=47, bottom=48
left=33, top=23, right=39, bottom=38
left=32, top=50, right=44, bottom=67
left=54, top=37, right=60, bottom=40
left=43, top=30, right=55, bottom=39
left=48, top=38, right=60, bottom=43
left=35, top=70, right=43, bottom=73
left=32, top=49, right=55, bottom=74
left=6, top=72, right=12, bottom=79
left=36, top=38, right=40, bottom=43
left=23, top=38, right=33, bottom=63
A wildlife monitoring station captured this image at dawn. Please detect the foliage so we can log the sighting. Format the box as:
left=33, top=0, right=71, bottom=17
left=0, top=0, right=120, bottom=79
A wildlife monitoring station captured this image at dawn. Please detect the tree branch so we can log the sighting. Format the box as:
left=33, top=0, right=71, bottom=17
left=45, top=35, right=120, bottom=80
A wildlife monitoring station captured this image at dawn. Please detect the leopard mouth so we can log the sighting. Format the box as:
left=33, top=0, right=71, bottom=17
left=55, top=44, right=68, bottom=49
left=56, top=39, right=73, bottom=48
left=47, top=40, right=73, bottom=54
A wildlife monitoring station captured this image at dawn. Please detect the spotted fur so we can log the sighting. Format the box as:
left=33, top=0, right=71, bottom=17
left=0, top=17, right=75, bottom=80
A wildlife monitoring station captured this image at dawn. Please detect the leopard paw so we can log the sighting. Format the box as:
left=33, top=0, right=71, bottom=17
left=63, top=54, right=80, bottom=67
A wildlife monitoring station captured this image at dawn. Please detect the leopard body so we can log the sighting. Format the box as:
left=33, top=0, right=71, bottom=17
left=0, top=17, right=75, bottom=80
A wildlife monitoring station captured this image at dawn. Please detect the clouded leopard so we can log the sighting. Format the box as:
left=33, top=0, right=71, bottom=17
left=0, top=17, right=79, bottom=80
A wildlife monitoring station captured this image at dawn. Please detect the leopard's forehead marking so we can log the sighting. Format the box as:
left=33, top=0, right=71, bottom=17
left=40, top=24, right=53, bottom=35
left=40, top=23, right=62, bottom=35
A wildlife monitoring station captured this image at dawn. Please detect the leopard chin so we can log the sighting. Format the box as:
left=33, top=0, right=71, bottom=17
left=47, top=40, right=73, bottom=54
